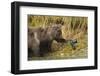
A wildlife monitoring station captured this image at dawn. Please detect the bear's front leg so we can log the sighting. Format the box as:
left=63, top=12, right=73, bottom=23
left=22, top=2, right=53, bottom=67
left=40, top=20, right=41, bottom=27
left=39, top=41, right=52, bottom=57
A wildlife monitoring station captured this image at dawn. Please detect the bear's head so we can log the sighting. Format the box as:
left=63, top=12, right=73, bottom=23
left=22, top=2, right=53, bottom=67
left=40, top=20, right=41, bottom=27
left=50, top=24, right=66, bottom=42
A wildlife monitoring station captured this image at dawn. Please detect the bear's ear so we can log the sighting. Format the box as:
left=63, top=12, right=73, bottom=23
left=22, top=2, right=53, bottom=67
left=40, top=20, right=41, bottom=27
left=61, top=21, right=64, bottom=25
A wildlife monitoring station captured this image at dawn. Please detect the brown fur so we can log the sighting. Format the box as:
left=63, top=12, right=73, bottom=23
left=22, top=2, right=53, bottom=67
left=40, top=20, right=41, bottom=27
left=28, top=24, right=66, bottom=57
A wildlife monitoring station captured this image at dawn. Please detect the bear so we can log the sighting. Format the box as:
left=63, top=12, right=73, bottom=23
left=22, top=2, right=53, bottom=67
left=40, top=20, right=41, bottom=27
left=28, top=24, right=67, bottom=57
left=28, top=24, right=78, bottom=58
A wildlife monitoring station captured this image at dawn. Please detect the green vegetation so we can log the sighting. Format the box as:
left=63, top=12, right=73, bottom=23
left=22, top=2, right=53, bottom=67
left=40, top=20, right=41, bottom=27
left=28, top=15, right=88, bottom=60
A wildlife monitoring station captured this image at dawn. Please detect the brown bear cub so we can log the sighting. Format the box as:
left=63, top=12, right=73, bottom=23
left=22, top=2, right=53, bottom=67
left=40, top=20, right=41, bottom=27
left=28, top=24, right=77, bottom=57
left=28, top=24, right=67, bottom=57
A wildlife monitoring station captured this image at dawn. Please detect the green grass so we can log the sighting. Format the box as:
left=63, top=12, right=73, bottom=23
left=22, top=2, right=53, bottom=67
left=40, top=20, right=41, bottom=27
left=28, top=15, right=88, bottom=60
